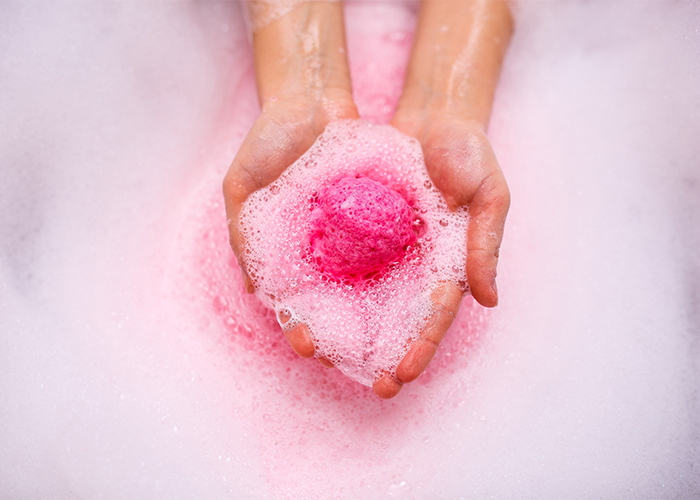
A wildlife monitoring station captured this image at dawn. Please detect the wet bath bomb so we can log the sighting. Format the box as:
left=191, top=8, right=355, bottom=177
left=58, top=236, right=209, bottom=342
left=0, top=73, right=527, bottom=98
left=310, top=176, right=416, bottom=277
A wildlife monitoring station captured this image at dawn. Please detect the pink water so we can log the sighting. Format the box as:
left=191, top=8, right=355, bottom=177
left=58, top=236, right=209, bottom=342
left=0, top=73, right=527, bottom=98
left=0, top=1, right=698, bottom=498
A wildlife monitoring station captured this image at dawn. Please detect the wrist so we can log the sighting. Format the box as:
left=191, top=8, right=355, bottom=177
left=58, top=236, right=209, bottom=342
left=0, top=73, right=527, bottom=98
left=395, top=83, right=488, bottom=131
left=395, top=0, right=513, bottom=130
left=251, top=1, right=354, bottom=112
left=392, top=85, right=488, bottom=146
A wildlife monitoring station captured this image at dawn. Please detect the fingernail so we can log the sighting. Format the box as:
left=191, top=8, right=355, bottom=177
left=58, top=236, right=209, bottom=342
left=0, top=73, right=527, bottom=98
left=490, top=278, right=499, bottom=304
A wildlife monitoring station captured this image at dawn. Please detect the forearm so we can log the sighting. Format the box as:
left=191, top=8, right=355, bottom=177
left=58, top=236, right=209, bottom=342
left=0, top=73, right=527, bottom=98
left=249, top=1, right=355, bottom=116
left=224, top=1, right=357, bottom=272
left=396, top=0, right=513, bottom=129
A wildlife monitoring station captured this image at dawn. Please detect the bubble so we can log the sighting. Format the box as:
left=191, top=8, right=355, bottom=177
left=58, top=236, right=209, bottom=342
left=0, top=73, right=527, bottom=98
left=276, top=308, right=292, bottom=327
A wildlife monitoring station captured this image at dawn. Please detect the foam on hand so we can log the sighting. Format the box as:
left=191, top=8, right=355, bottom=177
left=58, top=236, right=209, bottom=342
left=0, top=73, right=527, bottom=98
left=240, top=120, right=468, bottom=386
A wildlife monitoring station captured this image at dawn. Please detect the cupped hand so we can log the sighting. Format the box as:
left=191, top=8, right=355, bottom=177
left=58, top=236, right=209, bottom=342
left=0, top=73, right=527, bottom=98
left=372, top=110, right=510, bottom=399
left=222, top=93, right=358, bottom=361
left=229, top=0, right=511, bottom=399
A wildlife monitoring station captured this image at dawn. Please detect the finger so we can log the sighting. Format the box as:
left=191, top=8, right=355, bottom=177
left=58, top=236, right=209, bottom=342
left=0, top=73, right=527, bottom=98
left=417, top=124, right=509, bottom=306
left=396, top=283, right=463, bottom=384
left=466, top=168, right=510, bottom=307
left=373, top=374, right=403, bottom=399
left=282, top=323, right=315, bottom=358
left=318, top=357, right=334, bottom=368
left=239, top=265, right=255, bottom=294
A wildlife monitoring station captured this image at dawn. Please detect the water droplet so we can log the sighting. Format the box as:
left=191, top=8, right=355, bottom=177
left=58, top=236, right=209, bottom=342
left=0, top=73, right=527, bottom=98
left=276, top=308, right=292, bottom=326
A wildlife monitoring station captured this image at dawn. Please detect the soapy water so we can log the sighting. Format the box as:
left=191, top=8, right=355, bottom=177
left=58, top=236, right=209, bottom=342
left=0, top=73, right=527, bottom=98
left=240, top=120, right=468, bottom=386
left=1, top=1, right=699, bottom=499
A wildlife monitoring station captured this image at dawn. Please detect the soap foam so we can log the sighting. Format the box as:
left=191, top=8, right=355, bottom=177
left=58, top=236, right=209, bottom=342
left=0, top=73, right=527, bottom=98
left=240, top=120, right=468, bottom=385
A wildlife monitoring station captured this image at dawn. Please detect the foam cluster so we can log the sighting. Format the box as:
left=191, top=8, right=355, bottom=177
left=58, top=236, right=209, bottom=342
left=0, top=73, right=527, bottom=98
left=239, top=120, right=468, bottom=386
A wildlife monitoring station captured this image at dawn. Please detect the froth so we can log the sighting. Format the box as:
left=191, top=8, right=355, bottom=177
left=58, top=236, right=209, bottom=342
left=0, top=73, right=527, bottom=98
left=240, top=120, right=468, bottom=386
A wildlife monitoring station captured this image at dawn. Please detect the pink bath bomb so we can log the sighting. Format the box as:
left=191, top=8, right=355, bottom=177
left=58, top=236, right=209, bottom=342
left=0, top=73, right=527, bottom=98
left=309, top=176, right=416, bottom=278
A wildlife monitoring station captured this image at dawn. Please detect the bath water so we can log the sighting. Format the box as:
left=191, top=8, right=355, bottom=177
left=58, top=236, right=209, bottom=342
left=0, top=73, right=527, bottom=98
left=0, top=1, right=698, bottom=499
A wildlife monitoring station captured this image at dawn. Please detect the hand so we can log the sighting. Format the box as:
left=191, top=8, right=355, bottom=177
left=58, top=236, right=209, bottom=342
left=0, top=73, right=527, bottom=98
left=372, top=0, right=513, bottom=398
left=395, top=112, right=510, bottom=308
left=224, top=0, right=511, bottom=397
left=222, top=1, right=358, bottom=364
left=223, top=94, right=358, bottom=360
left=371, top=110, right=510, bottom=398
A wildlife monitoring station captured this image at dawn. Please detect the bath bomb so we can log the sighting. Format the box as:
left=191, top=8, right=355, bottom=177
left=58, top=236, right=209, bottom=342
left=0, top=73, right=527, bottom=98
left=310, top=176, right=416, bottom=278
left=239, top=120, right=468, bottom=386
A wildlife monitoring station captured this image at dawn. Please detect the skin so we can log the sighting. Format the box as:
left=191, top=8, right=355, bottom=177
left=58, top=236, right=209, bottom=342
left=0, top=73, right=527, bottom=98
left=222, top=0, right=513, bottom=399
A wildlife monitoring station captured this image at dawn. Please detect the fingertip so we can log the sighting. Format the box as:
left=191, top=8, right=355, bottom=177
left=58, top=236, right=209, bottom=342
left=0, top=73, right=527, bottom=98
left=396, top=339, right=438, bottom=384
left=284, top=323, right=315, bottom=358
left=467, top=252, right=499, bottom=307
left=373, top=375, right=403, bottom=399
left=318, top=357, right=334, bottom=368
left=394, top=284, right=462, bottom=384
left=470, top=285, right=497, bottom=307
left=471, top=286, right=498, bottom=308
left=242, top=271, right=255, bottom=294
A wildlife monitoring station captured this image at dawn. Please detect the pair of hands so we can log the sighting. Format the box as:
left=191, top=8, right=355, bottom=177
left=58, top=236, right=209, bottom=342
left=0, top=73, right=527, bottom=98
left=222, top=0, right=511, bottom=399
